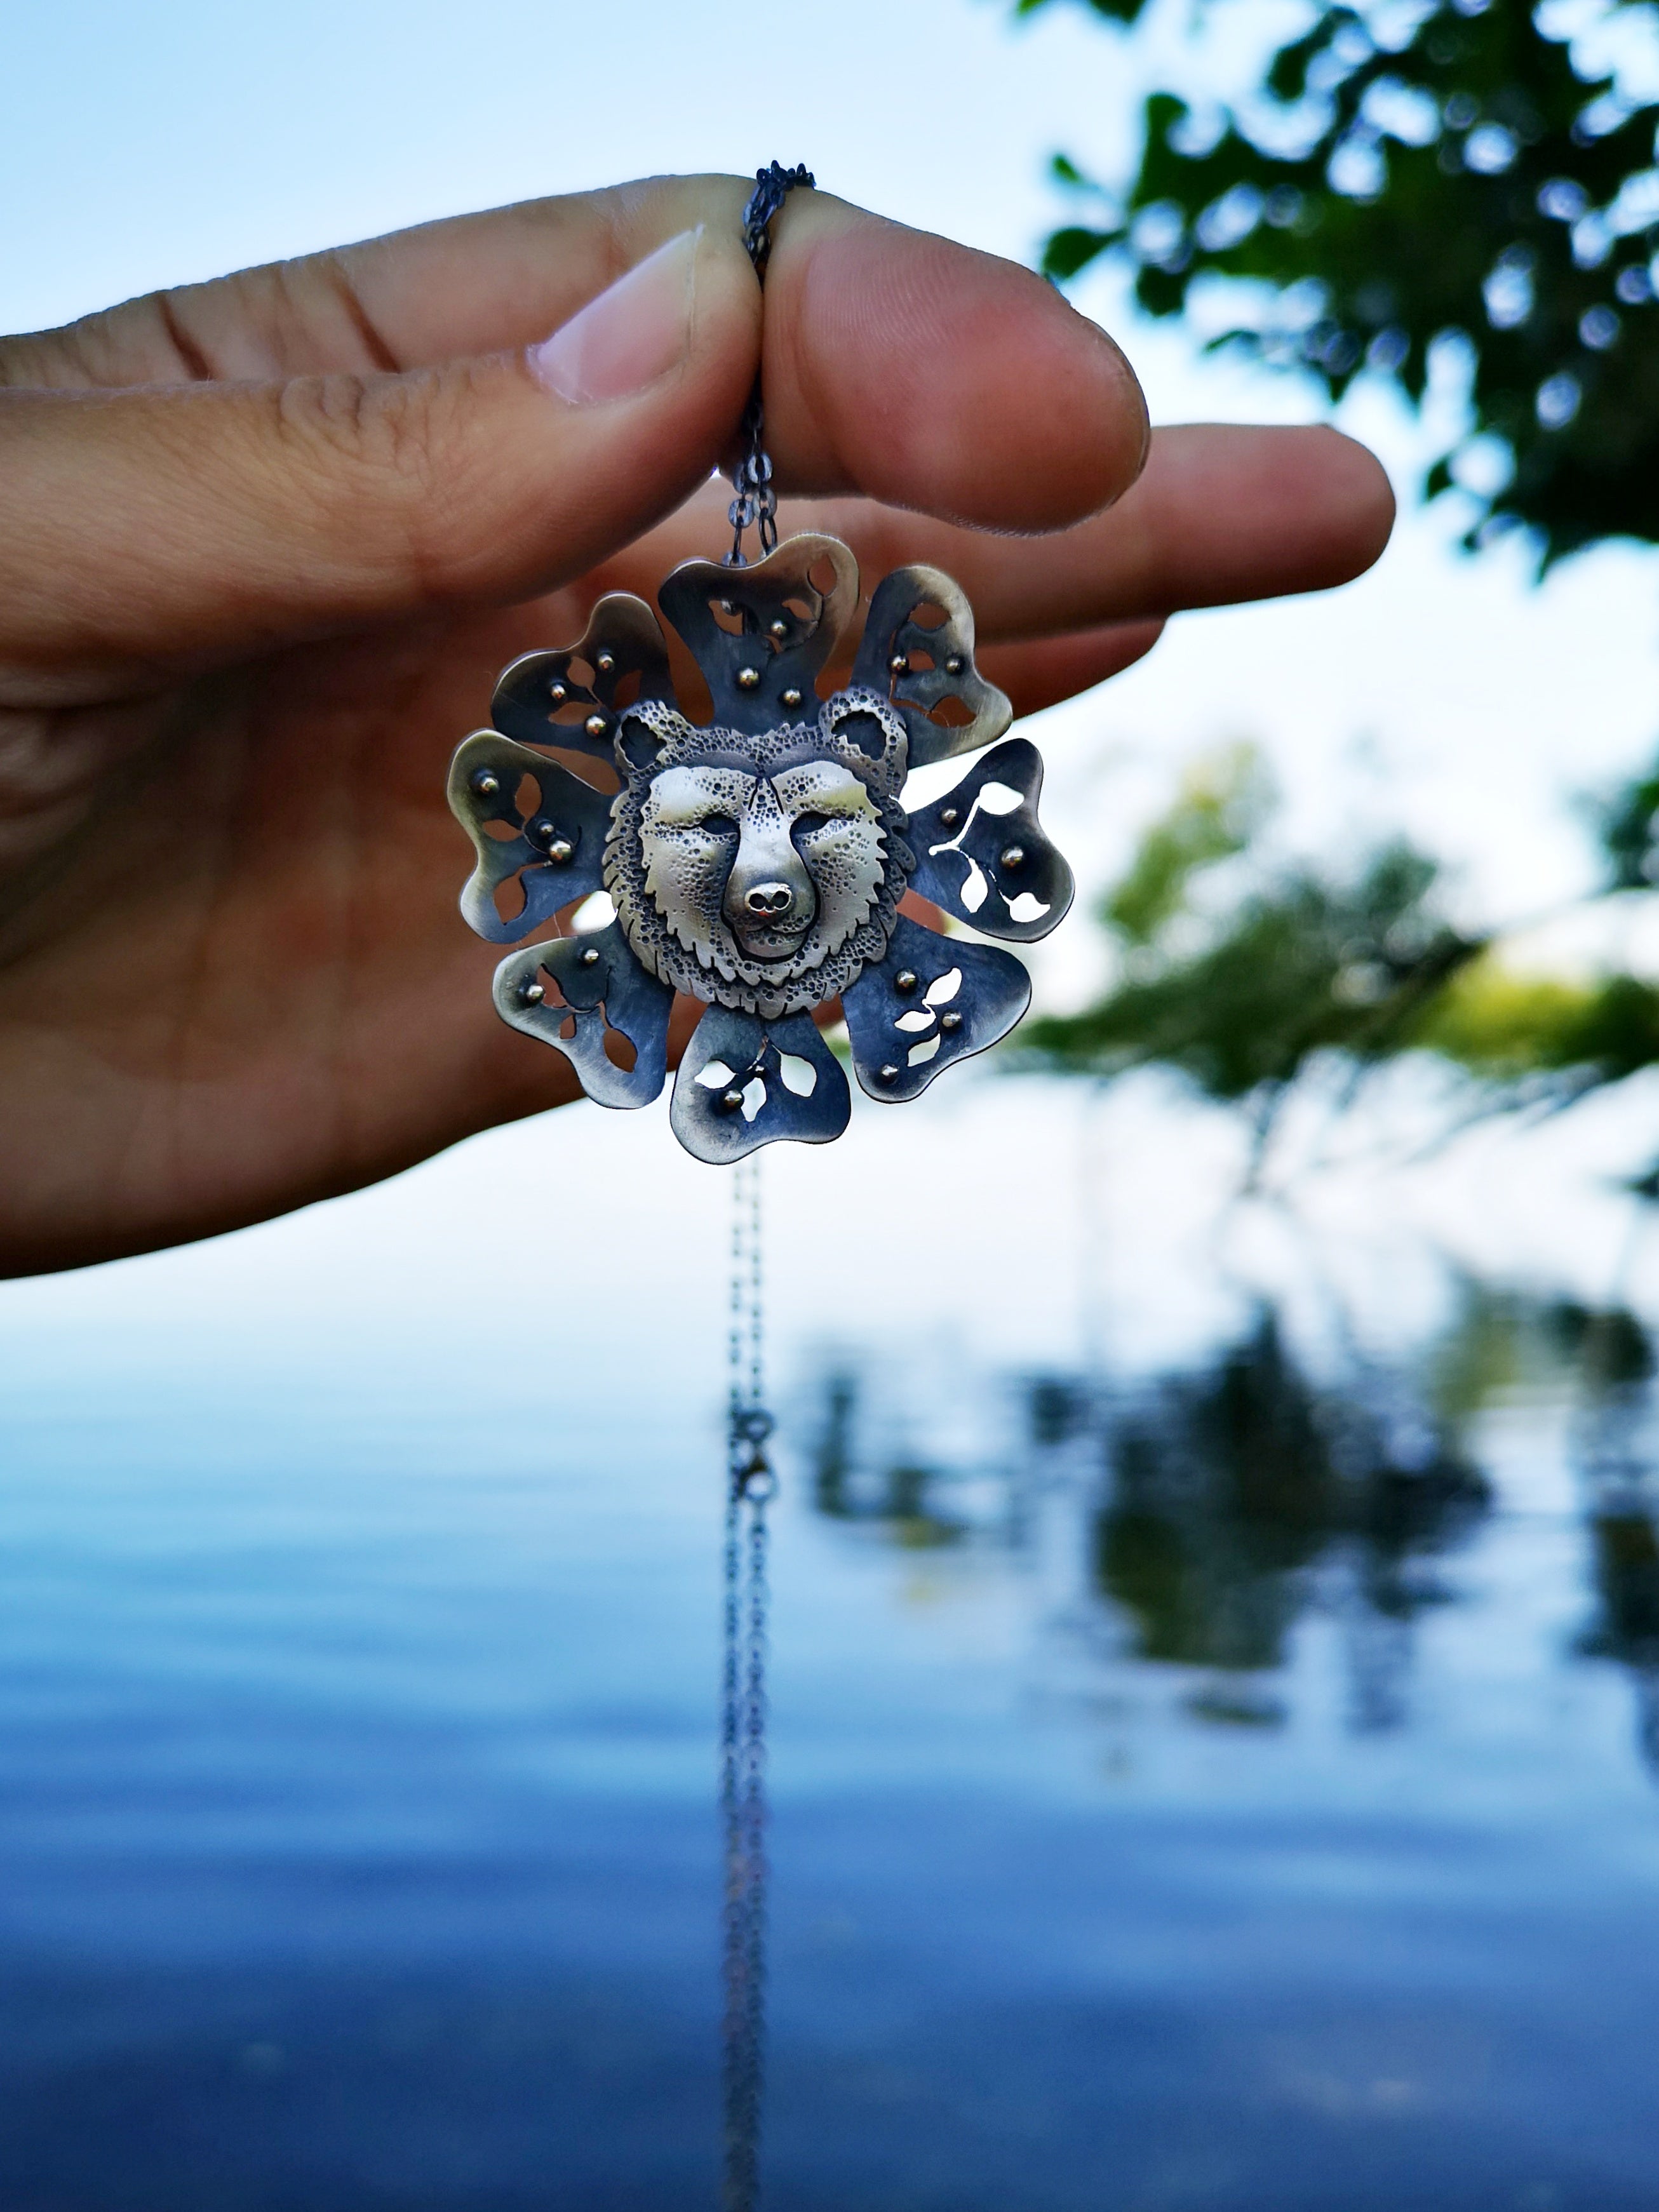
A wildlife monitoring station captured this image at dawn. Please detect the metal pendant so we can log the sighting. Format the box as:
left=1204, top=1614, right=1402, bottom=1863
left=448, top=534, right=1073, bottom=1163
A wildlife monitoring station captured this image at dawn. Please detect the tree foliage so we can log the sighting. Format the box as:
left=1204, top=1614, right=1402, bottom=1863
left=1018, top=742, right=1659, bottom=1125
left=1029, top=0, right=1659, bottom=563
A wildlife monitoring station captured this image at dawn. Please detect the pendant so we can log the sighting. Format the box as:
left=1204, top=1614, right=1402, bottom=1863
left=448, top=533, right=1073, bottom=1162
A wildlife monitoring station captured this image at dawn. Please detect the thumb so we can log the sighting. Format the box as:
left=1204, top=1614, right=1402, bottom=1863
left=0, top=224, right=758, bottom=692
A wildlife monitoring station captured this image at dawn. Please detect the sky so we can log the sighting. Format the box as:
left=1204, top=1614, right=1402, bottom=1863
left=3, top=0, right=1659, bottom=1337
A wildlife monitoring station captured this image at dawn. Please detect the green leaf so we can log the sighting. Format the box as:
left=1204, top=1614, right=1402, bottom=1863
left=1033, top=0, right=1659, bottom=565
left=1042, top=225, right=1113, bottom=279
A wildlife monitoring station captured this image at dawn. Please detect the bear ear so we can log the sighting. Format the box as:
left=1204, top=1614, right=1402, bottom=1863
left=825, top=696, right=905, bottom=781
left=615, top=709, right=673, bottom=779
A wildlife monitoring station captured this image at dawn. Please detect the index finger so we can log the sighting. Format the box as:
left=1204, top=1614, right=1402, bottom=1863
left=10, top=177, right=1151, bottom=540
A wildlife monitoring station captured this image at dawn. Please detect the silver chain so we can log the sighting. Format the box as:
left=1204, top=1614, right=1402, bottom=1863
left=726, top=162, right=816, bottom=569
left=722, top=1155, right=775, bottom=2212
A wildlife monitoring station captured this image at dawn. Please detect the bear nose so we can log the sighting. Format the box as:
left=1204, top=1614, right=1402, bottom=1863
left=745, top=883, right=795, bottom=916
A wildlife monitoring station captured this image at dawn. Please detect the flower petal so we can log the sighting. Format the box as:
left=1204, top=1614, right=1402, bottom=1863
left=670, top=1006, right=851, bottom=1163
left=908, top=739, right=1075, bottom=944
left=657, top=536, right=857, bottom=735
left=851, top=565, right=1012, bottom=769
left=842, top=916, right=1031, bottom=1103
left=492, top=594, right=675, bottom=762
left=448, top=733, right=612, bottom=943
left=490, top=921, right=674, bottom=1109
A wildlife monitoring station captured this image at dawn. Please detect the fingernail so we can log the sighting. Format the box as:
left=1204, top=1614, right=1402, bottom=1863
left=529, top=228, right=702, bottom=405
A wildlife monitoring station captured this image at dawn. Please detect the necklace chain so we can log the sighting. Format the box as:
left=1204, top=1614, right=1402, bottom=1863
left=722, top=1155, right=775, bottom=2212
left=726, top=162, right=816, bottom=568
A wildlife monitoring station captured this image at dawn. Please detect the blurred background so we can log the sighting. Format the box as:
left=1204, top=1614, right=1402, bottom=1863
left=8, top=0, right=1659, bottom=2204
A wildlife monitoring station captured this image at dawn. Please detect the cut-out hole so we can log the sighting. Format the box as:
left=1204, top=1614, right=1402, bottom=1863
left=568, top=655, right=594, bottom=685
left=908, top=1035, right=941, bottom=1066
left=784, top=595, right=815, bottom=622
left=927, top=695, right=976, bottom=728
left=558, top=1013, right=577, bottom=1042
left=958, top=859, right=989, bottom=914
left=911, top=601, right=948, bottom=631
left=482, top=819, right=520, bottom=842
left=515, top=772, right=541, bottom=816
left=741, top=1076, right=767, bottom=1120
left=1006, top=892, right=1051, bottom=924
left=601, top=1024, right=637, bottom=1071
left=493, top=876, right=528, bottom=923
left=895, top=1010, right=935, bottom=1034
left=924, top=968, right=962, bottom=1007
left=613, top=669, right=641, bottom=709
left=908, top=649, right=936, bottom=673
left=808, top=556, right=840, bottom=596
left=709, top=598, right=746, bottom=636
left=977, top=782, right=1023, bottom=815
left=696, top=1059, right=737, bottom=1089
left=571, top=890, right=616, bottom=934
left=777, top=1053, right=817, bottom=1096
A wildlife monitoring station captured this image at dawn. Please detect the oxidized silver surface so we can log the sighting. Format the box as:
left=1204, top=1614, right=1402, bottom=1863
left=448, top=532, right=1073, bottom=1163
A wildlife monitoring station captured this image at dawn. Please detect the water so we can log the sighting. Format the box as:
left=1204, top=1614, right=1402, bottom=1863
left=4, top=1078, right=1659, bottom=2209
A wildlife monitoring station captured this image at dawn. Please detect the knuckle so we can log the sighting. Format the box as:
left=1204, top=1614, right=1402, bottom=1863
left=271, top=365, right=474, bottom=587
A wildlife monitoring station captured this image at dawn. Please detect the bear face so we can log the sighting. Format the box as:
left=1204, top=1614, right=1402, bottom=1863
left=604, top=693, right=914, bottom=1019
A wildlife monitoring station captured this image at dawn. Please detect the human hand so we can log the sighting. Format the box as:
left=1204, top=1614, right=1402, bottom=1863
left=0, top=175, right=1392, bottom=1276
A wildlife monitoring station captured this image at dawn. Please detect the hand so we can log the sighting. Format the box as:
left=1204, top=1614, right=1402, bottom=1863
left=0, top=176, right=1392, bottom=1277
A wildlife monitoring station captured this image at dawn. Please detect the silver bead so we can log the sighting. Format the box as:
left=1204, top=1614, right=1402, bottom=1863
left=521, top=981, right=545, bottom=1005
left=944, top=655, right=965, bottom=676
left=719, top=1088, right=745, bottom=1114
left=877, top=1064, right=899, bottom=1084
left=549, top=681, right=567, bottom=704
left=769, top=619, right=789, bottom=640
left=736, top=666, right=761, bottom=691
left=547, top=837, right=574, bottom=864
left=940, top=1010, right=963, bottom=1033
left=940, top=807, right=960, bottom=829
left=471, top=769, right=500, bottom=798
left=894, top=970, right=918, bottom=994
left=579, top=946, right=600, bottom=967
left=584, top=713, right=608, bottom=739
left=889, top=652, right=910, bottom=674
left=1000, top=845, right=1026, bottom=870
left=781, top=687, right=803, bottom=709
left=595, top=650, right=615, bottom=674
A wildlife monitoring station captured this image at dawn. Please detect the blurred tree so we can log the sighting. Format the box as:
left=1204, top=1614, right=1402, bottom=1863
left=1025, top=0, right=1659, bottom=563
left=1018, top=742, right=1659, bottom=1143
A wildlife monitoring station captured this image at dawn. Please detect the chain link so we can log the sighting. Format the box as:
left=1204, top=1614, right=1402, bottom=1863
left=722, top=1156, right=774, bottom=2212
left=726, top=162, right=815, bottom=568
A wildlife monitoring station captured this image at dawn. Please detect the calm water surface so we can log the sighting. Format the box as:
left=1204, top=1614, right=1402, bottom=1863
left=4, top=1091, right=1659, bottom=2210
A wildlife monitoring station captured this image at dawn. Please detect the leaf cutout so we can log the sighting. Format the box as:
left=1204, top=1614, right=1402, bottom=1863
left=777, top=1054, right=818, bottom=1097
left=697, top=1060, right=737, bottom=1089
left=959, top=858, right=990, bottom=913
left=741, top=1077, right=767, bottom=1121
left=908, top=1035, right=943, bottom=1066
left=976, top=782, right=1024, bottom=815
left=1007, top=893, right=1052, bottom=925
left=895, top=1009, right=936, bottom=1033
left=924, top=967, right=962, bottom=1007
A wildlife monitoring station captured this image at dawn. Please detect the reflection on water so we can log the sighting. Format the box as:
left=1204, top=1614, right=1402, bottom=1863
left=10, top=1148, right=1659, bottom=2207
left=803, top=1285, right=1659, bottom=1781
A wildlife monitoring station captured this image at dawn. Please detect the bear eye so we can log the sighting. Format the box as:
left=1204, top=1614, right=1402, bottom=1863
left=697, top=812, right=738, bottom=837
left=792, top=810, right=830, bottom=838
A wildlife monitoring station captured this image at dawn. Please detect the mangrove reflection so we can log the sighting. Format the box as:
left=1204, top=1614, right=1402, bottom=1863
left=803, top=1287, right=1659, bottom=1776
